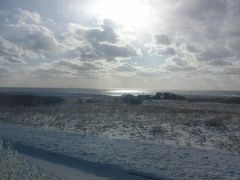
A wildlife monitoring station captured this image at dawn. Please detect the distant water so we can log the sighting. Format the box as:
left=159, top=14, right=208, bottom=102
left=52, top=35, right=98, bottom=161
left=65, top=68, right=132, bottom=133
left=0, top=87, right=240, bottom=97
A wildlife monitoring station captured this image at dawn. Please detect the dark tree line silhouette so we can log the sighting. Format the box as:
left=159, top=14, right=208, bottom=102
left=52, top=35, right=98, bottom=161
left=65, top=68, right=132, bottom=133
left=0, top=94, right=64, bottom=107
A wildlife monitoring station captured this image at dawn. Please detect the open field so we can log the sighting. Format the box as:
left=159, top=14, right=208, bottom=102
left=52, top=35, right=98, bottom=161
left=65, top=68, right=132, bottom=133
left=1, top=96, right=240, bottom=153
left=1, top=94, right=240, bottom=179
left=1, top=123, right=240, bottom=180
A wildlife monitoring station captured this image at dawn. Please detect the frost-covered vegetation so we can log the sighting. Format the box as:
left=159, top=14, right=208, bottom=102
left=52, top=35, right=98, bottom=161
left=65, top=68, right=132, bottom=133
left=0, top=139, right=60, bottom=180
left=0, top=95, right=240, bottom=153
left=1, top=124, right=240, bottom=180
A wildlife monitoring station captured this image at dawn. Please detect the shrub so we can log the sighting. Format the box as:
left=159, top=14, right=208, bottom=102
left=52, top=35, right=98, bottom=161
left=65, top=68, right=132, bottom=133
left=0, top=139, right=61, bottom=180
left=137, top=94, right=151, bottom=100
left=152, top=92, right=186, bottom=100
left=150, top=126, right=167, bottom=137
left=205, top=118, right=224, bottom=127
left=162, top=92, right=177, bottom=99
left=86, top=99, right=94, bottom=103
left=120, top=94, right=142, bottom=105
left=153, top=92, right=162, bottom=100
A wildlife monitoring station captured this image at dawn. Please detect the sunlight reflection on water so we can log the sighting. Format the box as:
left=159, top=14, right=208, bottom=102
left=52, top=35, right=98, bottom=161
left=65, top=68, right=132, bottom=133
left=107, top=89, right=153, bottom=96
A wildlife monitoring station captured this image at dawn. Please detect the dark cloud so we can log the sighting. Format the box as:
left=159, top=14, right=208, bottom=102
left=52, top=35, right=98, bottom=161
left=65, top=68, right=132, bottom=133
left=66, top=20, right=117, bottom=44
left=115, top=64, right=137, bottom=72
left=197, top=46, right=232, bottom=65
left=84, top=20, right=117, bottom=44
left=65, top=20, right=139, bottom=61
left=96, top=43, right=138, bottom=60
left=224, top=67, right=240, bottom=75
left=150, top=0, right=240, bottom=74
left=64, top=42, right=138, bottom=62
left=28, top=30, right=59, bottom=52
left=177, top=0, right=227, bottom=20
left=157, top=47, right=175, bottom=56
left=208, top=59, right=232, bottom=66
left=186, top=44, right=200, bottom=53
left=165, top=58, right=196, bottom=72
left=155, top=34, right=171, bottom=45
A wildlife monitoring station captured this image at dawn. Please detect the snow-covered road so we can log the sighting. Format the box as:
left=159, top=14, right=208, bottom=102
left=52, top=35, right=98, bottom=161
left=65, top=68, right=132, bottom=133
left=0, top=123, right=240, bottom=180
left=13, top=142, right=161, bottom=180
left=20, top=153, right=107, bottom=180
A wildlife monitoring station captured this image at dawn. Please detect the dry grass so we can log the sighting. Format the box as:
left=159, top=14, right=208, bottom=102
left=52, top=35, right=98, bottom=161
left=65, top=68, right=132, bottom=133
left=0, top=99, right=240, bottom=153
left=0, top=139, right=61, bottom=180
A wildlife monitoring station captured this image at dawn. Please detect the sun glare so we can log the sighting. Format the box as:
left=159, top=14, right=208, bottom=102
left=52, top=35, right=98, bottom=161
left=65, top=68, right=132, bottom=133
left=91, top=0, right=150, bottom=29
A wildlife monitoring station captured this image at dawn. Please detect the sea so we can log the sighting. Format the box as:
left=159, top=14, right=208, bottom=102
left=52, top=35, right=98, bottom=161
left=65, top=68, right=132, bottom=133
left=0, top=87, right=240, bottom=97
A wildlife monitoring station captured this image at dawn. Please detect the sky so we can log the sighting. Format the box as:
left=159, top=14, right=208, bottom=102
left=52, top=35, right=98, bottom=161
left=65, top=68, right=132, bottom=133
left=0, top=0, right=240, bottom=90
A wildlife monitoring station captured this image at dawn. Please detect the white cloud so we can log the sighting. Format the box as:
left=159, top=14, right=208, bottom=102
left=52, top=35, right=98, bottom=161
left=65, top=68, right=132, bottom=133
left=0, top=36, right=41, bottom=63
left=63, top=20, right=140, bottom=61
left=16, top=8, right=41, bottom=24
left=6, top=23, right=60, bottom=52
left=1, top=1, right=240, bottom=89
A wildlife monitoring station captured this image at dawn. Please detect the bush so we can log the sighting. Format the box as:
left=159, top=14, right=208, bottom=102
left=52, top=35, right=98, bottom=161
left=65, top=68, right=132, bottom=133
left=153, top=92, right=162, bottom=100
left=0, top=139, right=61, bottom=180
left=150, top=126, right=167, bottom=137
left=120, top=94, right=142, bottom=105
left=205, top=118, right=224, bottom=127
left=152, top=92, right=186, bottom=100
left=162, top=92, right=177, bottom=99
left=137, top=94, right=151, bottom=100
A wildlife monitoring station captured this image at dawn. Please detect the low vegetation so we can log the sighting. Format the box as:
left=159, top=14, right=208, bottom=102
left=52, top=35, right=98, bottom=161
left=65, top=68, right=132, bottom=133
left=0, top=139, right=60, bottom=180
left=0, top=93, right=240, bottom=153
left=204, top=118, right=225, bottom=128
left=188, top=96, right=240, bottom=104
left=138, top=92, right=186, bottom=100
left=0, top=96, right=240, bottom=153
left=120, top=94, right=143, bottom=105
left=0, top=94, right=65, bottom=107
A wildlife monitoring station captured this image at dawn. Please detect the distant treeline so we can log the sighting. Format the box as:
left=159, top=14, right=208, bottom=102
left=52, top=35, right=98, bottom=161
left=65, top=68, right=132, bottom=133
left=119, top=92, right=186, bottom=105
left=188, top=96, right=240, bottom=104
left=0, top=94, right=65, bottom=107
left=138, top=92, right=186, bottom=100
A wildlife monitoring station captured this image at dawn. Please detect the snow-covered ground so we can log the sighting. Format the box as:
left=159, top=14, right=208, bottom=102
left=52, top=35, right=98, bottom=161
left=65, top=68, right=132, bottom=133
left=0, top=123, right=240, bottom=180
left=1, top=98, right=240, bottom=179
left=0, top=140, right=61, bottom=180
left=1, top=99, right=240, bottom=153
left=19, top=153, right=115, bottom=180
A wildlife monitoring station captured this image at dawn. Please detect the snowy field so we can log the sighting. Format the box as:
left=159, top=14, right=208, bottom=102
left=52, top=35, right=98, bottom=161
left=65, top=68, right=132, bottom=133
left=0, top=139, right=61, bottom=180
left=1, top=98, right=240, bottom=153
left=0, top=97, right=240, bottom=179
left=0, top=123, right=240, bottom=180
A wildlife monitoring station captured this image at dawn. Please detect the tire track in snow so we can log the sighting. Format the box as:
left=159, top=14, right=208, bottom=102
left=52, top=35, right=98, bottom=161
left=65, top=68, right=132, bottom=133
left=11, top=141, right=167, bottom=180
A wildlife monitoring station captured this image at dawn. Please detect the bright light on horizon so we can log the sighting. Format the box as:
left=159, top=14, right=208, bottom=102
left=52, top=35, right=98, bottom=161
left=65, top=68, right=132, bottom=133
left=91, top=0, right=151, bottom=29
left=108, top=89, right=144, bottom=95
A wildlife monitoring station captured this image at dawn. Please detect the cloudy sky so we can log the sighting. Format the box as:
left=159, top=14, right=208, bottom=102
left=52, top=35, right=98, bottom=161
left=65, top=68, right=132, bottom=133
left=0, top=0, right=240, bottom=90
